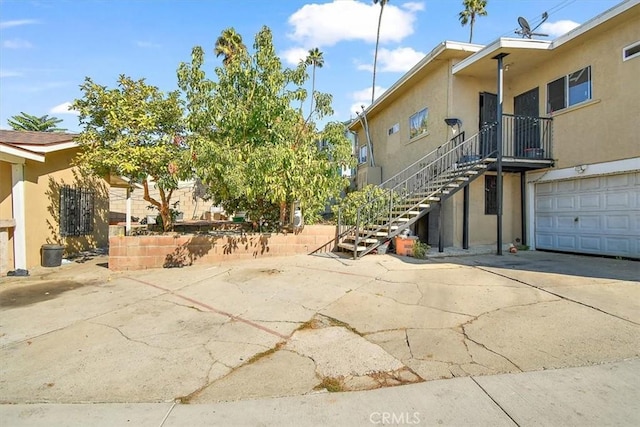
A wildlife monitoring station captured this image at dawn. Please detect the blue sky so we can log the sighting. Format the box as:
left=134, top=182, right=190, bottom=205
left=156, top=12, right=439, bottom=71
left=0, top=0, right=623, bottom=132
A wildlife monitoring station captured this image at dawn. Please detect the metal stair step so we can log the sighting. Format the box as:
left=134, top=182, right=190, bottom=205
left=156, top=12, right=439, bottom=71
left=391, top=217, right=411, bottom=223
left=391, top=210, right=422, bottom=216
left=343, top=236, right=379, bottom=244
left=337, top=242, right=369, bottom=252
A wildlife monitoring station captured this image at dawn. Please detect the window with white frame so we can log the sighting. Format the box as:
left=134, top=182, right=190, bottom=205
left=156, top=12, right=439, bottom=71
left=623, top=41, right=640, bottom=61
left=409, top=108, right=428, bottom=139
left=547, top=66, right=592, bottom=113
left=359, top=145, right=368, bottom=164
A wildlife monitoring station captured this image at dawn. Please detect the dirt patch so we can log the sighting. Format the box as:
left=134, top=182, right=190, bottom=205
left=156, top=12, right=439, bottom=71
left=0, top=281, right=87, bottom=308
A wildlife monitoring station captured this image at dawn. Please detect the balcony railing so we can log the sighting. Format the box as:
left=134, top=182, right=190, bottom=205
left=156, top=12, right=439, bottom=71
left=501, top=114, right=553, bottom=159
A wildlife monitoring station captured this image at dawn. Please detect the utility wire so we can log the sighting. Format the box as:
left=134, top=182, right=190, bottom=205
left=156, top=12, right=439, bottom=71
left=496, top=0, right=578, bottom=39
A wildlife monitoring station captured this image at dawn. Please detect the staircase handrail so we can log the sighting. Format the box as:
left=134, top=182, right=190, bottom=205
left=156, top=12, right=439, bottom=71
left=378, top=132, right=464, bottom=189
left=350, top=123, right=498, bottom=257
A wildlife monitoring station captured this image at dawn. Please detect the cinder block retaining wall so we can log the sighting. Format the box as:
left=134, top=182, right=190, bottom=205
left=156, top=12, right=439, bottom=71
left=108, top=225, right=335, bottom=271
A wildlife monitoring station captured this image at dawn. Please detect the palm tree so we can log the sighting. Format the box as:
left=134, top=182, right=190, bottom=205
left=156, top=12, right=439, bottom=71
left=305, top=48, right=324, bottom=116
left=459, top=0, right=488, bottom=43
left=8, top=112, right=66, bottom=132
left=372, top=0, right=388, bottom=104
left=214, top=27, right=246, bottom=66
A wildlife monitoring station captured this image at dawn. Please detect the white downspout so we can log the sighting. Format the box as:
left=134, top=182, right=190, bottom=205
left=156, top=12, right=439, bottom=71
left=11, top=163, right=27, bottom=270
left=126, top=187, right=132, bottom=235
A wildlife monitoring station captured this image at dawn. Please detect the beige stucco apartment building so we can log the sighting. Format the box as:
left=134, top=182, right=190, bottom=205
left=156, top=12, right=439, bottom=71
left=348, top=0, right=639, bottom=259
left=0, top=130, right=109, bottom=274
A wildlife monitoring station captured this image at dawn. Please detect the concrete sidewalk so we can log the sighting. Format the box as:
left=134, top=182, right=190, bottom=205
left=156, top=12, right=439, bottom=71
left=2, top=358, right=639, bottom=426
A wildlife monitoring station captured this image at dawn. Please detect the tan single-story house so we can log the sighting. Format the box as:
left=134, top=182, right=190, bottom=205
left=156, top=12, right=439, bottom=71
left=343, top=0, right=639, bottom=259
left=0, top=130, right=109, bottom=274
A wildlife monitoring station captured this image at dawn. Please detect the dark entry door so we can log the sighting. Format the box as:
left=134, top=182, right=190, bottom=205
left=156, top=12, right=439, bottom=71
left=479, top=92, right=497, bottom=156
left=514, top=87, right=540, bottom=157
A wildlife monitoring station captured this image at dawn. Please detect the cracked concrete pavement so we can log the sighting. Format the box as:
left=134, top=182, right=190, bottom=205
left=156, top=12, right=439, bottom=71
left=0, top=250, right=638, bottom=405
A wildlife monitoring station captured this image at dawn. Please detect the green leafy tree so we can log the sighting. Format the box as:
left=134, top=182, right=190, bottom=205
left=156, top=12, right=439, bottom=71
left=372, top=0, right=389, bottom=103
left=178, top=26, right=354, bottom=226
left=337, top=184, right=397, bottom=225
left=459, top=0, right=488, bottom=43
left=214, top=27, right=247, bottom=66
left=304, top=48, right=324, bottom=118
left=72, top=75, right=188, bottom=232
left=8, top=112, right=66, bottom=132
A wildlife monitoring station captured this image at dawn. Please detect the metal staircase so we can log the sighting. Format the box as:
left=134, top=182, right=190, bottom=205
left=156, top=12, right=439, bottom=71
left=312, top=124, right=499, bottom=259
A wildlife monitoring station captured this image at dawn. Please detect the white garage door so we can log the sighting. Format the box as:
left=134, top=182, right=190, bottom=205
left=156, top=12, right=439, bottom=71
left=535, top=172, right=639, bottom=258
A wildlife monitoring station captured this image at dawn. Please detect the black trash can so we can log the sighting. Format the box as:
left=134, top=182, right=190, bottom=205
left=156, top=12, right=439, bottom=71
left=41, top=244, right=64, bottom=267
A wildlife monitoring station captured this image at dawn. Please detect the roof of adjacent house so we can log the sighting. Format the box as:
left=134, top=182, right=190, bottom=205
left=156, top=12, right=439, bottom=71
left=0, top=129, right=79, bottom=154
left=0, top=129, right=77, bottom=145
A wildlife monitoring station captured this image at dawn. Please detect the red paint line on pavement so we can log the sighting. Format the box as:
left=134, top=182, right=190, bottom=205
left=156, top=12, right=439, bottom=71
left=301, top=266, right=376, bottom=278
left=125, top=277, right=289, bottom=339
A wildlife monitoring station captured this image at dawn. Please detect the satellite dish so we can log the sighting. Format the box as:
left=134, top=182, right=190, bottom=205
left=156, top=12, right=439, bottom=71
left=515, top=12, right=549, bottom=39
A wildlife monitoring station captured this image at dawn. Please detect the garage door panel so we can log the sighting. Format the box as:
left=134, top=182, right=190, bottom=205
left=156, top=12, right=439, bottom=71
left=604, top=237, right=631, bottom=253
left=535, top=172, right=638, bottom=258
left=579, top=216, right=600, bottom=230
left=606, top=191, right=631, bottom=208
left=536, top=196, right=554, bottom=211
left=556, top=195, right=576, bottom=209
left=579, top=194, right=601, bottom=209
left=579, top=176, right=601, bottom=191
left=557, top=180, right=577, bottom=192
left=536, top=233, right=554, bottom=248
left=606, top=173, right=633, bottom=187
left=579, top=236, right=602, bottom=251
left=536, top=182, right=554, bottom=194
left=557, top=215, right=578, bottom=229
left=536, top=215, right=554, bottom=229
left=557, top=235, right=578, bottom=250
left=605, top=215, right=629, bottom=231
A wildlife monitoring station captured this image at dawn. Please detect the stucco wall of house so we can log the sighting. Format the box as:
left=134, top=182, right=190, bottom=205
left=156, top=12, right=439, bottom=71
left=0, top=162, right=12, bottom=217
left=451, top=173, right=523, bottom=247
left=552, top=15, right=639, bottom=168
left=22, top=149, right=109, bottom=267
left=451, top=73, right=496, bottom=132
left=356, top=60, right=454, bottom=184
left=506, top=11, right=640, bottom=169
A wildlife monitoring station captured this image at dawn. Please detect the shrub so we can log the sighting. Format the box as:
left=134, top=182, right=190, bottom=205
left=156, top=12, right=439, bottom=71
left=335, top=185, right=398, bottom=225
left=413, top=241, right=430, bottom=259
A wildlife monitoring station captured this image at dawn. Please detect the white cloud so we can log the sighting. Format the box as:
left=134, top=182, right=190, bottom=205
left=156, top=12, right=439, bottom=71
left=0, top=19, right=37, bottom=29
left=50, top=102, right=79, bottom=116
left=350, top=85, right=387, bottom=116
left=281, top=47, right=309, bottom=66
left=402, top=2, right=425, bottom=13
left=2, top=38, right=33, bottom=49
left=357, top=47, right=425, bottom=73
left=288, top=0, right=422, bottom=47
left=0, top=69, right=22, bottom=78
left=136, top=40, right=161, bottom=48
left=540, top=20, right=580, bottom=37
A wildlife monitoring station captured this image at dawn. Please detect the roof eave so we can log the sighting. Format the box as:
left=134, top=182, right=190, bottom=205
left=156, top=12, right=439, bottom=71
left=453, top=0, right=639, bottom=75
left=348, top=41, right=483, bottom=131
left=551, top=0, right=639, bottom=49
left=452, top=38, right=552, bottom=75
left=12, top=141, right=79, bottom=153
left=0, top=143, right=46, bottom=163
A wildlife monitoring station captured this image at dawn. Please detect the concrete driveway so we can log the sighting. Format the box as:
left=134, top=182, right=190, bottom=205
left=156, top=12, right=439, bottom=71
left=0, top=250, right=638, bottom=404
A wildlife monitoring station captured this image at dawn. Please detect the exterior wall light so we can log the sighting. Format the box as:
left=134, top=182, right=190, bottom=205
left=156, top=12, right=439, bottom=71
left=444, top=118, right=462, bottom=134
